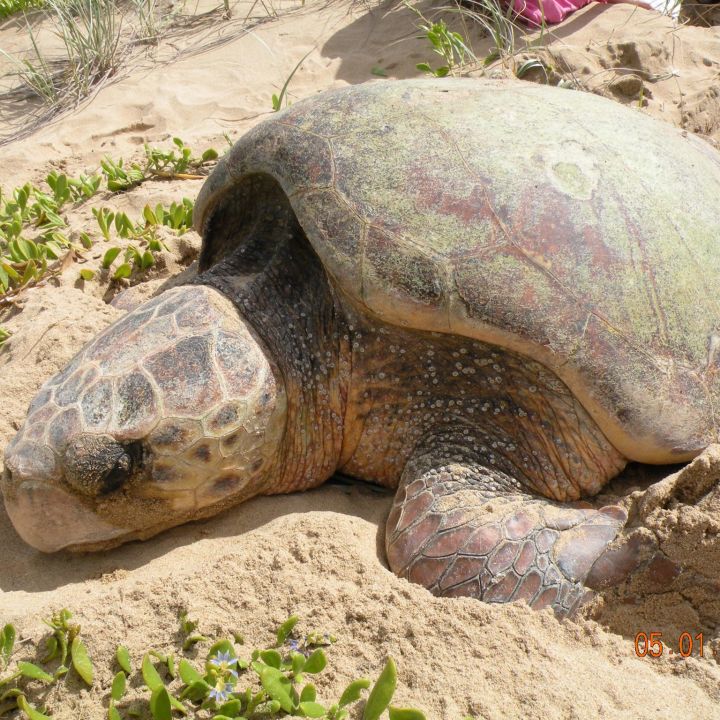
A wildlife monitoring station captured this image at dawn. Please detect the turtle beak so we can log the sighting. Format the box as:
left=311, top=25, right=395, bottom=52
left=2, top=442, right=129, bottom=552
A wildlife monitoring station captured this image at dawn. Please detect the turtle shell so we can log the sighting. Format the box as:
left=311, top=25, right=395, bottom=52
left=194, top=78, right=720, bottom=464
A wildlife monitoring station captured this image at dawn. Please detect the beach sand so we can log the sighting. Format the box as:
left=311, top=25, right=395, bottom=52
left=3, top=1, right=720, bottom=717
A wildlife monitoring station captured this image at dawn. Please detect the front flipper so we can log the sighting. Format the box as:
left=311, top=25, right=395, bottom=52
left=386, top=456, right=642, bottom=617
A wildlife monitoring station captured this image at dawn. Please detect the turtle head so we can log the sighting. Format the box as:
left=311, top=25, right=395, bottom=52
left=2, top=285, right=287, bottom=552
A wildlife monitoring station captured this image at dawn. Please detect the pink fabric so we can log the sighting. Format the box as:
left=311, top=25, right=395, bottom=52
left=512, top=0, right=597, bottom=24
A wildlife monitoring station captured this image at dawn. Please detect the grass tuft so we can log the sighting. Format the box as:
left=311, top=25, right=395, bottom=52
left=1, top=0, right=123, bottom=113
left=45, top=0, right=123, bottom=102
left=130, top=0, right=161, bottom=42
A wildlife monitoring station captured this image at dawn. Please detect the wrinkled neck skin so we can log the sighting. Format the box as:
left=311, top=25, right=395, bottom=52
left=196, top=231, right=350, bottom=496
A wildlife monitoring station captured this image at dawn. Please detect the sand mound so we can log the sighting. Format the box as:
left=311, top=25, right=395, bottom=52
left=4, top=481, right=720, bottom=719
left=527, top=4, right=720, bottom=144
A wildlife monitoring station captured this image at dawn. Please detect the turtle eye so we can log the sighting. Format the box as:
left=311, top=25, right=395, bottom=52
left=102, top=452, right=132, bottom=494
left=64, top=435, right=143, bottom=497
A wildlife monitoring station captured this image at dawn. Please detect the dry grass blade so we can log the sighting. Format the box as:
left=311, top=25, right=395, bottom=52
left=130, top=0, right=161, bottom=43
left=0, top=25, right=59, bottom=105
left=0, top=249, right=76, bottom=308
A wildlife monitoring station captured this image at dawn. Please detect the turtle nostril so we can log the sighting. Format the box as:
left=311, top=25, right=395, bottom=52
left=2, top=465, right=12, bottom=488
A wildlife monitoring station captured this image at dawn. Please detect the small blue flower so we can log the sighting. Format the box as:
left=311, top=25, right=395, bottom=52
left=209, top=650, right=238, bottom=670
left=209, top=679, right=237, bottom=704
left=209, top=685, right=230, bottom=703
left=208, top=650, right=239, bottom=704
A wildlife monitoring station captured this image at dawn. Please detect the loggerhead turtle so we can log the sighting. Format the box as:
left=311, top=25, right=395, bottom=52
left=4, top=78, right=720, bottom=617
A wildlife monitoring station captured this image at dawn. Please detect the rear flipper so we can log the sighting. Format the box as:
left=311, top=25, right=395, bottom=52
left=386, top=456, right=644, bottom=617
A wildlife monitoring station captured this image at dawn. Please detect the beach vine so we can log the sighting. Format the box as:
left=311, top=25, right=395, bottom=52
left=0, top=612, right=459, bottom=720
left=0, top=137, right=218, bottom=302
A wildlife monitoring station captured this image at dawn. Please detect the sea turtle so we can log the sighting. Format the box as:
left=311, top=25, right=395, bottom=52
left=4, top=78, right=720, bottom=617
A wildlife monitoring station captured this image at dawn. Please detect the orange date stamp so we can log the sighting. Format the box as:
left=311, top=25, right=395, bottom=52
left=634, top=631, right=704, bottom=658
